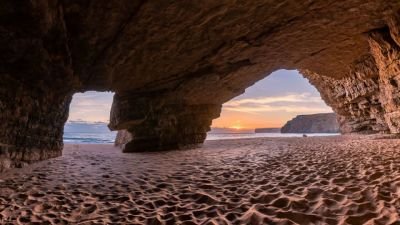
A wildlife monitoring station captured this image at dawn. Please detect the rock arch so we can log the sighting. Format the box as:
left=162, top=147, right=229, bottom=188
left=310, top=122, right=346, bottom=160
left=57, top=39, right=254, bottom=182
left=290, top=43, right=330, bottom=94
left=1, top=0, right=400, bottom=169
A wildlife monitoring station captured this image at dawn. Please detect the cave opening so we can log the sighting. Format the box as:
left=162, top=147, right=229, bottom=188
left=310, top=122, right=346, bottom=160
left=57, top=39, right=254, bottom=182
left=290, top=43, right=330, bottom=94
left=207, top=69, right=336, bottom=139
left=63, top=91, right=117, bottom=144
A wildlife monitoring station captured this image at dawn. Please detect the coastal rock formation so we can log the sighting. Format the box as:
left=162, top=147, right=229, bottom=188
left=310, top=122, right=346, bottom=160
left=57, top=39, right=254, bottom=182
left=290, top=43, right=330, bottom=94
left=114, top=130, right=133, bottom=149
left=281, top=113, right=340, bottom=133
left=302, top=23, right=400, bottom=134
left=302, top=58, right=387, bottom=134
left=2, top=1, right=400, bottom=166
left=254, top=128, right=281, bottom=133
left=109, top=96, right=221, bottom=151
left=0, top=76, right=72, bottom=171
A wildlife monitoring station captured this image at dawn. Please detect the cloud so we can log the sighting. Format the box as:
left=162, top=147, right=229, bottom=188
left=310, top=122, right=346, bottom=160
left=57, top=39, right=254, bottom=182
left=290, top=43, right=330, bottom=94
left=225, top=93, right=322, bottom=106
left=66, top=120, right=108, bottom=125
left=223, top=93, right=332, bottom=114
left=68, top=91, right=114, bottom=122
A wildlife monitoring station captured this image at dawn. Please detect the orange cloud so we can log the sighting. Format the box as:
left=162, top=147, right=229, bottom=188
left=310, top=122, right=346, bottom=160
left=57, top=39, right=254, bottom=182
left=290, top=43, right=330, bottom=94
left=212, top=93, right=332, bottom=129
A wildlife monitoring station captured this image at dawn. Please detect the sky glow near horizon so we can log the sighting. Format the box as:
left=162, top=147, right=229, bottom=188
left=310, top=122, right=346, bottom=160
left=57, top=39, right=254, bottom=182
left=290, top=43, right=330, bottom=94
left=67, top=70, right=332, bottom=128
left=68, top=91, right=114, bottom=123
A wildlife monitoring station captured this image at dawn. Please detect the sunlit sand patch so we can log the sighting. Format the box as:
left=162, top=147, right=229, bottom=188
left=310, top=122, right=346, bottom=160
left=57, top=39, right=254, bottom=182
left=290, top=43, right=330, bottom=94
left=1, top=136, right=400, bottom=224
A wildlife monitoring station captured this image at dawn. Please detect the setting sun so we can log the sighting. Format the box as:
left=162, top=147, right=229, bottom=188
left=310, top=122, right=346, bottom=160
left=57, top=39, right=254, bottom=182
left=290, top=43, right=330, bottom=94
left=230, top=125, right=242, bottom=130
left=211, top=70, right=333, bottom=129
left=229, top=120, right=243, bottom=130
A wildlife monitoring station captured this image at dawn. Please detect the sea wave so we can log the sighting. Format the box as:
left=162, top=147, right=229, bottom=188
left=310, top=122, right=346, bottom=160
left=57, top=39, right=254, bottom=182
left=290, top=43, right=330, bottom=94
left=63, top=132, right=117, bottom=144
left=63, top=131, right=339, bottom=144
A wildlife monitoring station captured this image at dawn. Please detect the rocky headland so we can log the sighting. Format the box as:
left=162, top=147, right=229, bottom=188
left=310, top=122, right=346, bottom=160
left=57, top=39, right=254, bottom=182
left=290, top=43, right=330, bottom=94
left=254, top=128, right=281, bottom=133
left=281, top=113, right=340, bottom=133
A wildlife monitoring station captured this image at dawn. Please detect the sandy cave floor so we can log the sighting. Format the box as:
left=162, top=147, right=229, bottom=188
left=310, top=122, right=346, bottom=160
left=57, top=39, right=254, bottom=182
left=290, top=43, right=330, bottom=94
left=1, top=136, right=400, bottom=224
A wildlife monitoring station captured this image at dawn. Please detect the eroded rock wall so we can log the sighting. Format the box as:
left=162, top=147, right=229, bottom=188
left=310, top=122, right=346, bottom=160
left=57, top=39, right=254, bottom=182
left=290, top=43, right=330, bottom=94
left=369, top=25, right=400, bottom=133
left=0, top=76, right=73, bottom=171
left=110, top=94, right=221, bottom=152
left=281, top=113, right=340, bottom=133
left=302, top=17, right=400, bottom=134
left=0, top=1, right=76, bottom=170
left=302, top=57, right=388, bottom=133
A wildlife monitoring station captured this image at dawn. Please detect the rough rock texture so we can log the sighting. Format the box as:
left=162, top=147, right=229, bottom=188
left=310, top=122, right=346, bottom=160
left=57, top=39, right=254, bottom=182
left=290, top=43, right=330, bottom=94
left=110, top=95, right=221, bottom=151
left=0, top=75, right=72, bottom=171
left=2, top=1, right=400, bottom=164
left=281, top=113, right=340, bottom=133
left=302, top=20, right=400, bottom=134
left=302, top=58, right=388, bottom=134
left=114, top=129, right=133, bottom=149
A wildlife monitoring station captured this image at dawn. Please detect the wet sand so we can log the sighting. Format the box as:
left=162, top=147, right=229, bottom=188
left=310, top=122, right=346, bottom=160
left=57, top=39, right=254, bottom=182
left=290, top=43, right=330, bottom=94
left=1, top=136, right=400, bottom=224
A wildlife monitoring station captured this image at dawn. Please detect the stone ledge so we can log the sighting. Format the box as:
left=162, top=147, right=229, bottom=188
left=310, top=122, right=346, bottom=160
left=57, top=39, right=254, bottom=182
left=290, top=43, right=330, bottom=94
left=0, top=147, right=62, bottom=172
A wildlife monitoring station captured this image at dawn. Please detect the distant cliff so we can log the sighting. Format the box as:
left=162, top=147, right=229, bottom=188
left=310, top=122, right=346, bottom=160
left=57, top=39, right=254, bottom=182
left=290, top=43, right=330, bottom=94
left=254, top=128, right=281, bottom=133
left=281, top=113, right=340, bottom=133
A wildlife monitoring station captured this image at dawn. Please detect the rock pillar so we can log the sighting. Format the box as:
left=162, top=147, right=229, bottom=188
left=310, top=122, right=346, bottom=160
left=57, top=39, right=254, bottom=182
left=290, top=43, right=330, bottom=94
left=0, top=76, right=72, bottom=171
left=109, top=94, right=221, bottom=152
left=0, top=0, right=76, bottom=170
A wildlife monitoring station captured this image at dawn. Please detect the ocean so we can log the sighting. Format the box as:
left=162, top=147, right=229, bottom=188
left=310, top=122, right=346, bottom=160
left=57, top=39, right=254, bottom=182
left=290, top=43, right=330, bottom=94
left=64, top=122, right=339, bottom=144
left=206, top=132, right=339, bottom=140
left=64, top=122, right=117, bottom=144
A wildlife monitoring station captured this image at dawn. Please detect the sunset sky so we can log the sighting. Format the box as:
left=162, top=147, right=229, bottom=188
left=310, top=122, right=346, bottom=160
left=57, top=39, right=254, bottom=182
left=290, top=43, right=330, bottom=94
left=68, top=70, right=332, bottom=129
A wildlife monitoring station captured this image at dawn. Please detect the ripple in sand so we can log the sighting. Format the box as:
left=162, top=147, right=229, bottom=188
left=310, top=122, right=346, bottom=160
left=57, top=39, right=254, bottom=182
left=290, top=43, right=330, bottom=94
left=1, top=137, right=400, bottom=224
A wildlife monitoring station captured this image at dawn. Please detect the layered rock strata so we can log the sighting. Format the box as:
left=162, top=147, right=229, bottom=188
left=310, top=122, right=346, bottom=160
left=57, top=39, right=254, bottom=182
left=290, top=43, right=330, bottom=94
left=110, top=94, right=221, bottom=152
left=0, top=75, right=73, bottom=171
left=302, top=21, right=400, bottom=134
left=281, top=113, right=339, bottom=133
left=302, top=58, right=387, bottom=133
left=1, top=1, right=400, bottom=165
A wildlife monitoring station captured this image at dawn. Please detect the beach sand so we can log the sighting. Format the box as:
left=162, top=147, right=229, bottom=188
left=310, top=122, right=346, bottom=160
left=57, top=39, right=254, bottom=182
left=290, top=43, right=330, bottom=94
left=1, top=136, right=400, bottom=224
